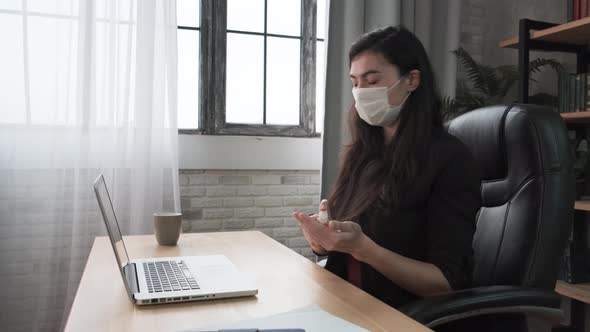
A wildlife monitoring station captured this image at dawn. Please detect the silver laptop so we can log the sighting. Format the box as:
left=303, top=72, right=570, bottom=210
left=93, top=174, right=258, bottom=305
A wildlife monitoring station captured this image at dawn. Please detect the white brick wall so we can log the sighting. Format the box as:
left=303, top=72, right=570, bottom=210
left=180, top=169, right=321, bottom=260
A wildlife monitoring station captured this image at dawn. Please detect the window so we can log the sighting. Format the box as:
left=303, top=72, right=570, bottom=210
left=176, top=0, right=327, bottom=136
left=177, top=0, right=201, bottom=129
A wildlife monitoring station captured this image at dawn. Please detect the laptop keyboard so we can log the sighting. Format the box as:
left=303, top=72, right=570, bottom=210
left=143, top=260, right=200, bottom=293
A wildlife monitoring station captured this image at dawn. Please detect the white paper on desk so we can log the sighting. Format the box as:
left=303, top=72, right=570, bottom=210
left=183, top=305, right=369, bottom=332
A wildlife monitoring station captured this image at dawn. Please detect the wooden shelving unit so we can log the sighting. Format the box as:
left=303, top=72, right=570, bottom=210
left=575, top=200, right=590, bottom=211
left=561, top=111, right=590, bottom=123
left=498, top=19, right=588, bottom=104
left=501, top=17, right=590, bottom=330
left=499, top=16, right=590, bottom=48
left=556, top=280, right=590, bottom=304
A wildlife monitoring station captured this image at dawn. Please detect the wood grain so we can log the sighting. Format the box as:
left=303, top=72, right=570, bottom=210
left=556, top=280, right=590, bottom=304
left=65, top=231, right=431, bottom=332
left=499, top=16, right=590, bottom=48
left=574, top=200, right=590, bottom=211
left=561, top=111, right=590, bottom=124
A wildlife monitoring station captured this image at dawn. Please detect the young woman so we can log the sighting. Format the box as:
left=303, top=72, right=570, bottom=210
left=292, top=25, right=481, bottom=309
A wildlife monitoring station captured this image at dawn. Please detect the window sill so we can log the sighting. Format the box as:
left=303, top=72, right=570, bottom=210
left=178, top=134, right=322, bottom=170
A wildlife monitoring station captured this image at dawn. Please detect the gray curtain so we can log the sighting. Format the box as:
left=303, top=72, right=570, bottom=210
left=320, top=0, right=462, bottom=198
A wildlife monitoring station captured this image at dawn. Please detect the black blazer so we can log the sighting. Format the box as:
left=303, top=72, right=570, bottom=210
left=325, top=128, right=482, bottom=308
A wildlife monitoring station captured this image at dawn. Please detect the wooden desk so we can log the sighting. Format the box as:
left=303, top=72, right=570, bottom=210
left=65, top=231, right=431, bottom=332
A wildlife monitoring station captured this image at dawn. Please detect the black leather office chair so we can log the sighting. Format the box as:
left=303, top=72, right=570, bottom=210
left=400, top=104, right=576, bottom=331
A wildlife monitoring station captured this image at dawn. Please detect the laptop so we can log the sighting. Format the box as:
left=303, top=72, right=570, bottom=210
left=93, top=174, right=258, bottom=305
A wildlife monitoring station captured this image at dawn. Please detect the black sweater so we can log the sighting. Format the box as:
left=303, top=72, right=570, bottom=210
left=325, top=129, right=482, bottom=308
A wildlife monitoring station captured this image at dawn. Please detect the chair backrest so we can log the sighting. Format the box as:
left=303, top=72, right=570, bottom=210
left=446, top=104, right=575, bottom=289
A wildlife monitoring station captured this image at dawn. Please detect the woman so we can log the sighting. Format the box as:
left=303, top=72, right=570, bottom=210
left=292, top=25, right=481, bottom=309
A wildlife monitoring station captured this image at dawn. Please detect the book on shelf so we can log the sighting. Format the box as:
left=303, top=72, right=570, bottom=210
left=573, top=0, right=590, bottom=20
left=558, top=72, right=589, bottom=113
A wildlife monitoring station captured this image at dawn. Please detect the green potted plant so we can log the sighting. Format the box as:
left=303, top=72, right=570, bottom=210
left=442, top=47, right=564, bottom=119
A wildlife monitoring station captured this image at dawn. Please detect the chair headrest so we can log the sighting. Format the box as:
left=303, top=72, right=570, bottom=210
left=446, top=104, right=571, bottom=206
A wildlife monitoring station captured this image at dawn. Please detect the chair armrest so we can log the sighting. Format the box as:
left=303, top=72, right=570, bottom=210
left=399, top=286, right=563, bottom=328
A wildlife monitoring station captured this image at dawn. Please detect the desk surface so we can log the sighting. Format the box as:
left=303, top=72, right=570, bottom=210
left=65, top=231, right=431, bottom=332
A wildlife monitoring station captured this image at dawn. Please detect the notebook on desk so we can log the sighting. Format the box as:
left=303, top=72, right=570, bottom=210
left=93, top=174, right=258, bottom=305
left=186, top=305, right=368, bottom=332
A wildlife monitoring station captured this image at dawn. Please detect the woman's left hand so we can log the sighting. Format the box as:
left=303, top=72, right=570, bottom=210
left=292, top=212, right=372, bottom=260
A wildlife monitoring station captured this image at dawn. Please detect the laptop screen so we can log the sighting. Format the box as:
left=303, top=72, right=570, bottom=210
left=93, top=174, right=130, bottom=270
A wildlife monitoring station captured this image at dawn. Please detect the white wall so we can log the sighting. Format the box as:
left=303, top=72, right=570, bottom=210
left=179, top=135, right=323, bottom=170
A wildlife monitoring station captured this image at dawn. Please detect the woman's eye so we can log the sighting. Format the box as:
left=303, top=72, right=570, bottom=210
left=368, top=81, right=377, bottom=85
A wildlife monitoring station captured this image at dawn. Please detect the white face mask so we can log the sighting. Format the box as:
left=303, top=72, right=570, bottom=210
left=352, top=77, right=411, bottom=126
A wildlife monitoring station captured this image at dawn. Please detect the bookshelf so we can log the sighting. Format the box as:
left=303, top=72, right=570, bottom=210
left=501, top=17, right=590, bottom=331
left=498, top=19, right=589, bottom=104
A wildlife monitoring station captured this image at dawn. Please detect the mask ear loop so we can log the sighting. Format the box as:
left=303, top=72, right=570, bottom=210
left=387, top=74, right=408, bottom=91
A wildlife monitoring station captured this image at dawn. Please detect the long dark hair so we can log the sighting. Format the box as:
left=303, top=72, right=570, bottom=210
left=328, top=25, right=443, bottom=222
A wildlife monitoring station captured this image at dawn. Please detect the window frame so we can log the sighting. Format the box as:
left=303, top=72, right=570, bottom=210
left=178, top=0, right=322, bottom=137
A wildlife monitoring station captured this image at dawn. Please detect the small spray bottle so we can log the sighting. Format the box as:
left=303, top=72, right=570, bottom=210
left=318, top=199, right=330, bottom=224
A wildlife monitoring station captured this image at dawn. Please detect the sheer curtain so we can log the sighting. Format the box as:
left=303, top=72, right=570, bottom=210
left=0, top=1, right=179, bottom=331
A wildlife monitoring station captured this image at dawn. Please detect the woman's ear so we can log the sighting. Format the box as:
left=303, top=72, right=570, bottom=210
left=406, top=69, right=421, bottom=92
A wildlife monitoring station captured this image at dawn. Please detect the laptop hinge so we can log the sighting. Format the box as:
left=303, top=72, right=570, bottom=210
left=124, top=263, right=140, bottom=295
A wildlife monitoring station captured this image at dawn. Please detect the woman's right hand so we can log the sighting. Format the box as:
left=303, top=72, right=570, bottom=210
left=292, top=200, right=330, bottom=255
left=302, top=213, right=329, bottom=255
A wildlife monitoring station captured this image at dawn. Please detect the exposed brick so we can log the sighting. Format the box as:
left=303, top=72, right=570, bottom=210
left=235, top=207, right=265, bottom=218
left=206, top=170, right=237, bottom=175
left=275, top=238, right=289, bottom=246
left=186, top=219, right=222, bottom=232
left=295, top=170, right=318, bottom=175
left=254, top=218, right=284, bottom=228
left=180, top=169, right=205, bottom=174
left=256, top=228, right=273, bottom=237
left=281, top=175, right=310, bottom=185
left=300, top=248, right=315, bottom=258
left=297, top=206, right=317, bottom=215
left=220, top=175, right=251, bottom=185
left=222, top=219, right=254, bottom=229
left=311, top=196, right=320, bottom=205
left=236, top=170, right=268, bottom=175
left=202, top=208, right=234, bottom=219
left=265, top=206, right=297, bottom=217
left=274, top=227, right=302, bottom=238
left=180, top=197, right=191, bottom=210
left=252, top=175, right=282, bottom=185
left=236, top=186, right=267, bottom=196
left=268, top=186, right=298, bottom=196
left=284, top=196, right=313, bottom=206
left=298, top=186, right=320, bottom=195
left=181, top=186, right=206, bottom=197
left=206, top=186, right=236, bottom=197
left=289, top=237, right=309, bottom=248
left=255, top=196, right=283, bottom=207
left=223, top=198, right=254, bottom=207
left=310, top=175, right=321, bottom=185
left=181, top=209, right=203, bottom=220
left=190, top=197, right=224, bottom=208
left=188, top=174, right=219, bottom=185
left=283, top=217, right=300, bottom=227
left=179, top=174, right=189, bottom=185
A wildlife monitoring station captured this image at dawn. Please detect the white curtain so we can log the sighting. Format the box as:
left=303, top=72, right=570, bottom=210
left=0, top=1, right=179, bottom=331
left=320, top=0, right=462, bottom=198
